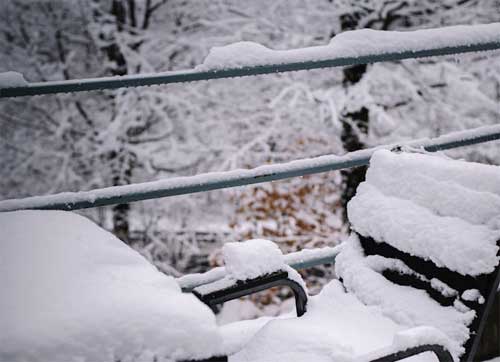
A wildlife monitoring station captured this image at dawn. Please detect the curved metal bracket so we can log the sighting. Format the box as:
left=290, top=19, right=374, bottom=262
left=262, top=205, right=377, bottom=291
left=193, top=270, right=308, bottom=317
left=370, top=344, right=454, bottom=362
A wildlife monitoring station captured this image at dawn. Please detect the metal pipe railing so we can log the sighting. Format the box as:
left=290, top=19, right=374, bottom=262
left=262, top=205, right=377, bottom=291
left=1, top=124, right=499, bottom=212
left=1, top=35, right=499, bottom=98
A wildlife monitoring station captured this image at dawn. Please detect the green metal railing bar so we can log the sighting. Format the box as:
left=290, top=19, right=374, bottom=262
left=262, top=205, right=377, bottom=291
left=1, top=41, right=500, bottom=98
left=1, top=124, right=499, bottom=212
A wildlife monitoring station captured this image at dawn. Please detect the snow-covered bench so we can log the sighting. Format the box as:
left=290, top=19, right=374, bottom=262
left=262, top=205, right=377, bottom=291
left=230, top=150, right=500, bottom=362
left=1, top=149, right=499, bottom=362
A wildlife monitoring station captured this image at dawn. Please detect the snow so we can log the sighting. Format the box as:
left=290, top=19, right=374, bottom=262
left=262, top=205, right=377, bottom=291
left=0, top=210, right=224, bottom=362
left=335, top=235, right=473, bottom=360
left=430, top=279, right=458, bottom=298
left=231, top=279, right=453, bottom=362
left=1, top=123, right=499, bottom=213
left=178, top=266, right=227, bottom=291
left=0, top=71, right=27, bottom=88
left=365, top=150, right=500, bottom=228
left=221, top=316, right=277, bottom=356
left=223, top=239, right=285, bottom=280
left=198, top=23, right=500, bottom=71
left=337, top=150, right=500, bottom=358
left=461, top=289, right=485, bottom=304
left=348, top=150, right=500, bottom=276
left=231, top=280, right=405, bottom=362
left=390, top=326, right=453, bottom=356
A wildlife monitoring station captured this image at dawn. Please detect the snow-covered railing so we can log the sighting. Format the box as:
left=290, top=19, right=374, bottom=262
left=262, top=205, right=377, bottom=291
left=1, top=23, right=499, bottom=98
left=1, top=124, right=499, bottom=212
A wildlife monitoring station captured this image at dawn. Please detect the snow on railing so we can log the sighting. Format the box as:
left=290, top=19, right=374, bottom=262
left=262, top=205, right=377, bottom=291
left=177, top=245, right=343, bottom=291
left=1, top=124, right=499, bottom=212
left=1, top=23, right=499, bottom=98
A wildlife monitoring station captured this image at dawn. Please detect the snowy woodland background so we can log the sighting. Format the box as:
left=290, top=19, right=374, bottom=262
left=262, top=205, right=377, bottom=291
left=1, top=0, right=500, bottom=318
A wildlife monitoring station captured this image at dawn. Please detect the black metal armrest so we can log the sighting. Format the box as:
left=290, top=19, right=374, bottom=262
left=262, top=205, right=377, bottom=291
left=370, top=344, right=454, bottom=362
left=193, top=270, right=308, bottom=317
left=180, top=356, right=228, bottom=362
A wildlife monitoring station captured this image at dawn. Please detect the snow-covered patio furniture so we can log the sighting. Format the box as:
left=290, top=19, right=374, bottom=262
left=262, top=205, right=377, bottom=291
left=229, top=150, right=500, bottom=362
left=0, top=211, right=307, bottom=362
left=1, top=149, right=499, bottom=362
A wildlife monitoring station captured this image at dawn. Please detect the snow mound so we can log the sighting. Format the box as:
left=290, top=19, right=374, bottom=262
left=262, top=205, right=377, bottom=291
left=231, top=279, right=406, bottom=362
left=0, top=210, right=222, bottom=362
left=348, top=150, right=500, bottom=276
left=199, top=41, right=275, bottom=71
left=223, top=239, right=285, bottom=280
left=197, top=23, right=500, bottom=71
left=0, top=71, right=27, bottom=88
left=365, top=150, right=500, bottom=228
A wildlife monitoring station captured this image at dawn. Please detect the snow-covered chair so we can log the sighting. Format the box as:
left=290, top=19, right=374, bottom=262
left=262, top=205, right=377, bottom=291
left=230, top=150, right=500, bottom=362
left=0, top=210, right=307, bottom=362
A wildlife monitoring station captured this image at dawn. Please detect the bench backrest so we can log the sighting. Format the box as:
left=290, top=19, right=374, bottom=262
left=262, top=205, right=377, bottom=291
left=338, top=150, right=500, bottom=361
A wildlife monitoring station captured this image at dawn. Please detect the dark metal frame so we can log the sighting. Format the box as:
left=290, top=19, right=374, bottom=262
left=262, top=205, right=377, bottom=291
left=359, top=234, right=500, bottom=362
left=370, top=344, right=454, bottom=362
left=188, top=267, right=462, bottom=362
left=192, top=270, right=308, bottom=317
left=184, top=343, right=453, bottom=362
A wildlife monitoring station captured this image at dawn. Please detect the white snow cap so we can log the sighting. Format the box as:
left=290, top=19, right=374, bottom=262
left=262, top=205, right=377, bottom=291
left=198, top=23, right=500, bottom=71
left=223, top=239, right=285, bottom=280
left=0, top=210, right=222, bottom=362
left=0, top=71, right=28, bottom=88
left=348, top=150, right=500, bottom=276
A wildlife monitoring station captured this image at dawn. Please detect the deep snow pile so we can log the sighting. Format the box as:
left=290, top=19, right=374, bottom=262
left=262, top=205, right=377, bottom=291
left=348, top=150, right=500, bottom=276
left=0, top=71, right=27, bottom=88
left=0, top=210, right=223, bottom=362
left=197, top=23, right=500, bottom=70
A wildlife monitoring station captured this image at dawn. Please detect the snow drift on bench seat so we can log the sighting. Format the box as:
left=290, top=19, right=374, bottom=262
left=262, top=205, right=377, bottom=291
left=0, top=210, right=223, bottom=362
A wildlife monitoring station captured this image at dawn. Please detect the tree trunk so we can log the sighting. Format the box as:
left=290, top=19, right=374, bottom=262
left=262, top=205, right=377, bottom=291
left=337, top=12, right=371, bottom=221
left=111, top=150, right=136, bottom=243
left=103, top=0, right=133, bottom=242
left=340, top=64, right=369, bottom=221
